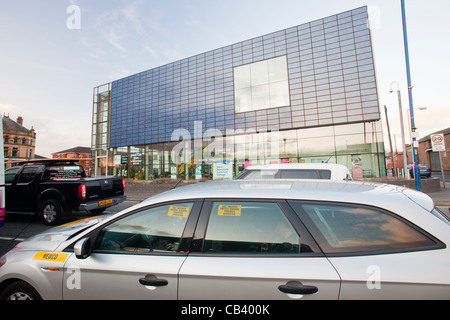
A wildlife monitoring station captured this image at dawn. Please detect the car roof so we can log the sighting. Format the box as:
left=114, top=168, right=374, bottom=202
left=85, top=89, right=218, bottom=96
left=139, top=180, right=434, bottom=213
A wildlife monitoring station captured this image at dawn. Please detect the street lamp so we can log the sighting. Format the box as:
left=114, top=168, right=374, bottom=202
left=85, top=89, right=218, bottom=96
left=407, top=107, right=427, bottom=144
left=406, top=107, right=427, bottom=172
left=401, top=0, right=421, bottom=191
left=390, top=81, right=409, bottom=179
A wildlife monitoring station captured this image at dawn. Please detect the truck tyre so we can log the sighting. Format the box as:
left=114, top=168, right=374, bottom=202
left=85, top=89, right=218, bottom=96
left=0, top=281, right=42, bottom=300
left=40, top=199, right=62, bottom=226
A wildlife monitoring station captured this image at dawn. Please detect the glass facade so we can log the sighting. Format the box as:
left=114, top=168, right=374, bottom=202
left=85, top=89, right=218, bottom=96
left=93, top=6, right=386, bottom=180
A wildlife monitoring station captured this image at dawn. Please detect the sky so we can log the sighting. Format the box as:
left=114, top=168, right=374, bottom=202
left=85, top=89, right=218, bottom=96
left=0, top=0, right=449, bottom=157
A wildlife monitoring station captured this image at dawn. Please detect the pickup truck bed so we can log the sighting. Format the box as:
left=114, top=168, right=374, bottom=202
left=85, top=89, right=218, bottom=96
left=4, top=160, right=126, bottom=225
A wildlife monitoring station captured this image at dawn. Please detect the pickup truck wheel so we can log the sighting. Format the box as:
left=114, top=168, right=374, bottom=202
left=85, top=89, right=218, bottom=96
left=40, top=199, right=62, bottom=226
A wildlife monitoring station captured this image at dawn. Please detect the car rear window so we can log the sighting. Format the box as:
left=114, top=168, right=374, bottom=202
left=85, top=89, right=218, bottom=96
left=289, top=201, right=437, bottom=255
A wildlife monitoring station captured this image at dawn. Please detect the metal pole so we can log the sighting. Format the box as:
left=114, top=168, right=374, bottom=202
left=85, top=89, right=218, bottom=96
left=401, top=0, right=421, bottom=191
left=384, top=105, right=396, bottom=176
left=396, top=90, right=409, bottom=179
left=439, top=151, right=446, bottom=189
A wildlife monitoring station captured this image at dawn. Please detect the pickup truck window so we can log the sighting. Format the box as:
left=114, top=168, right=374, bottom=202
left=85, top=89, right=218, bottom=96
left=18, top=167, right=38, bottom=184
left=5, top=167, right=20, bottom=183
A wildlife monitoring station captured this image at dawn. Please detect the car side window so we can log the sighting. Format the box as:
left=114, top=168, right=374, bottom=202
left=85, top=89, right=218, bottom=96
left=94, top=202, right=193, bottom=254
left=289, top=201, right=437, bottom=255
left=280, top=169, right=319, bottom=179
left=203, top=201, right=300, bottom=254
left=318, top=170, right=331, bottom=179
left=242, top=170, right=278, bottom=179
left=5, top=167, right=20, bottom=183
left=17, top=167, right=38, bottom=184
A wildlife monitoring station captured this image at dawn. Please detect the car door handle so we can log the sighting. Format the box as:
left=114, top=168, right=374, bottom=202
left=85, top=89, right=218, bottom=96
left=278, top=284, right=318, bottom=295
left=139, top=275, right=168, bottom=287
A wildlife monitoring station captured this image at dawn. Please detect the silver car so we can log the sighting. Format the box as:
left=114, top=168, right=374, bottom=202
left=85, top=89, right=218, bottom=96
left=0, top=180, right=449, bottom=300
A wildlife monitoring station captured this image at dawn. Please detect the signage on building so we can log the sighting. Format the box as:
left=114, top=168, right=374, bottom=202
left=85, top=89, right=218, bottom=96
left=431, top=133, right=445, bottom=152
left=213, top=161, right=233, bottom=180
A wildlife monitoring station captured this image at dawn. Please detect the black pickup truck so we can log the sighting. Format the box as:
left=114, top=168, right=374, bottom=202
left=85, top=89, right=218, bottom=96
left=4, top=160, right=126, bottom=225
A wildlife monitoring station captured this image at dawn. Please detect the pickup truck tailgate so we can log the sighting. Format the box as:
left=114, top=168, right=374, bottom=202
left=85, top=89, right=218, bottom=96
left=85, top=177, right=124, bottom=201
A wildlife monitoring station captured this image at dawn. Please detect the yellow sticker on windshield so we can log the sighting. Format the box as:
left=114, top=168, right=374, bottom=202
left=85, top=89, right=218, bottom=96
left=168, top=206, right=190, bottom=218
left=33, top=252, right=69, bottom=263
left=218, top=205, right=241, bottom=216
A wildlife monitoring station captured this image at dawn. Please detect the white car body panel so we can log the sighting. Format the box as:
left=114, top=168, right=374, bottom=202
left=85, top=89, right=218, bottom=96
left=1, top=180, right=449, bottom=300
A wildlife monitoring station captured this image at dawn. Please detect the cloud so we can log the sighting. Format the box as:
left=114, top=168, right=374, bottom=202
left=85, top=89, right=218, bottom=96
left=93, top=0, right=163, bottom=52
left=88, top=1, right=182, bottom=62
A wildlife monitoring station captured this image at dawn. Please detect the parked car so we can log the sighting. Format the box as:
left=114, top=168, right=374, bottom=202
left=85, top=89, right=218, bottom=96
left=234, top=163, right=352, bottom=181
left=1, top=180, right=448, bottom=300
left=4, top=159, right=126, bottom=225
left=408, top=164, right=431, bottom=178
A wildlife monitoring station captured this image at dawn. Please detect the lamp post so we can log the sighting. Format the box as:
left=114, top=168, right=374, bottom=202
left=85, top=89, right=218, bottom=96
left=390, top=81, right=408, bottom=179
left=401, top=0, right=421, bottom=191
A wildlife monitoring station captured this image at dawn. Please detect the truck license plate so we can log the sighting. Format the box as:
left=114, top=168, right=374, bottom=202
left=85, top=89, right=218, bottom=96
left=99, top=199, right=113, bottom=206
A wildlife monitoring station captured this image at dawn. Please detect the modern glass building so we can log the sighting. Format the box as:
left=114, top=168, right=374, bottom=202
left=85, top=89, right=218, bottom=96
left=92, top=6, right=386, bottom=180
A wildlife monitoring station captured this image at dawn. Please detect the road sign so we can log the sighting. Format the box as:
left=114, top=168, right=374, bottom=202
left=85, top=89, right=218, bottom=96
left=431, top=133, right=445, bottom=152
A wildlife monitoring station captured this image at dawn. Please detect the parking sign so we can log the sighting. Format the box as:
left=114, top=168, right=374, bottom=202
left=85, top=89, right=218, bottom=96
left=431, top=133, right=445, bottom=152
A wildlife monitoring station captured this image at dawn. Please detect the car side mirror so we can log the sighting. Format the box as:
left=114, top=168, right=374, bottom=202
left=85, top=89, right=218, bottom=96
left=74, top=237, right=91, bottom=259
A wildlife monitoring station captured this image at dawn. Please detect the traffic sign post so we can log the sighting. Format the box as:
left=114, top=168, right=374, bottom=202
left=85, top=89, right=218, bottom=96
left=431, top=133, right=446, bottom=189
left=431, top=134, right=445, bottom=152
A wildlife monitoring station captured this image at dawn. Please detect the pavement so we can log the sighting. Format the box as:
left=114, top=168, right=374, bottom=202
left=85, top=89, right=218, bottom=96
left=425, top=181, right=450, bottom=207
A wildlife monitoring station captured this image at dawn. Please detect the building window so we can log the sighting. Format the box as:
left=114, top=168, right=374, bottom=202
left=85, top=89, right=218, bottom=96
left=12, top=147, right=18, bottom=158
left=4, top=136, right=9, bottom=144
left=234, top=56, right=290, bottom=113
left=22, top=138, right=26, bottom=145
left=13, top=137, right=18, bottom=144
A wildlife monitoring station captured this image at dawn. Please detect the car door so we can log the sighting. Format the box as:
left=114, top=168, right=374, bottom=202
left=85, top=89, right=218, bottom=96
left=6, top=166, right=38, bottom=211
left=63, top=200, right=202, bottom=300
left=178, top=199, right=341, bottom=300
left=4, top=166, right=21, bottom=210
left=288, top=201, right=449, bottom=299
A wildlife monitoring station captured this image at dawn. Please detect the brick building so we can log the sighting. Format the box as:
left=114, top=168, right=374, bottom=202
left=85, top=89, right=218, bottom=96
left=2, top=115, right=36, bottom=168
left=52, top=146, right=93, bottom=176
left=416, top=128, right=450, bottom=173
